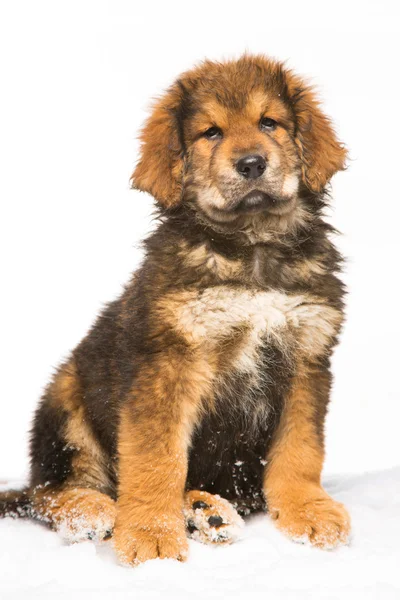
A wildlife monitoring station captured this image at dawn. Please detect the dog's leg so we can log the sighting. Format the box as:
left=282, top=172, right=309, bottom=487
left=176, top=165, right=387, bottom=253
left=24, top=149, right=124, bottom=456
left=263, top=366, right=351, bottom=549
left=32, top=486, right=116, bottom=542
left=183, top=490, right=244, bottom=545
left=25, top=359, right=117, bottom=542
left=113, top=350, right=213, bottom=565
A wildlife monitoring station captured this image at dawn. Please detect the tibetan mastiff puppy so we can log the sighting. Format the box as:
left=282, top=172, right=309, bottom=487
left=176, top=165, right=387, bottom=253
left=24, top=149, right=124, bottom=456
left=0, top=55, right=350, bottom=564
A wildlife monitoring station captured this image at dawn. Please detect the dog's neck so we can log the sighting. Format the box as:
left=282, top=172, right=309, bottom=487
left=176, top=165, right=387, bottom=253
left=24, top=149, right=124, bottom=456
left=160, top=188, right=326, bottom=247
left=147, top=189, right=338, bottom=293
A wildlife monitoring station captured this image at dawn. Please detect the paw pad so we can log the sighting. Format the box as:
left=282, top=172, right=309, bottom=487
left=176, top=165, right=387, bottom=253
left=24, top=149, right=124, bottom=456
left=192, top=501, right=209, bottom=510
left=187, top=520, right=197, bottom=534
left=208, top=515, right=223, bottom=527
left=184, top=491, right=244, bottom=546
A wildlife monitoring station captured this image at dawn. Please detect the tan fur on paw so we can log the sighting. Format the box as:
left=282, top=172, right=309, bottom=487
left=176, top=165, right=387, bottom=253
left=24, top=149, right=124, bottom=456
left=113, top=517, right=189, bottom=565
left=34, top=488, right=117, bottom=543
left=269, top=487, right=351, bottom=549
left=184, top=490, right=244, bottom=545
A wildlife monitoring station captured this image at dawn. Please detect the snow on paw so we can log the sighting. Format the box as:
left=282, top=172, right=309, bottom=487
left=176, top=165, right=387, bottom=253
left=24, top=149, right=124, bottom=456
left=113, top=522, right=189, bottom=566
left=51, top=489, right=116, bottom=543
left=270, top=492, right=351, bottom=550
left=184, top=490, right=244, bottom=545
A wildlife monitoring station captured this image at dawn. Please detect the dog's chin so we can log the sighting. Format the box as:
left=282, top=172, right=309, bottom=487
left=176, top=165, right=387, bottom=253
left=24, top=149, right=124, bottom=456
left=197, top=190, right=297, bottom=223
left=232, top=190, right=293, bottom=215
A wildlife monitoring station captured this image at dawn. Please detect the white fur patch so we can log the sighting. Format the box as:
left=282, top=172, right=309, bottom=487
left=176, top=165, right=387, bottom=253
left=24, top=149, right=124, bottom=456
left=196, top=186, right=237, bottom=220
left=172, top=287, right=341, bottom=369
left=282, top=173, right=299, bottom=197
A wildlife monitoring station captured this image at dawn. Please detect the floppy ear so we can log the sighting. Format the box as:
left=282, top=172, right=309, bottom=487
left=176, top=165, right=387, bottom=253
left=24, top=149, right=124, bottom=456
left=287, top=74, right=347, bottom=193
left=131, top=82, right=186, bottom=207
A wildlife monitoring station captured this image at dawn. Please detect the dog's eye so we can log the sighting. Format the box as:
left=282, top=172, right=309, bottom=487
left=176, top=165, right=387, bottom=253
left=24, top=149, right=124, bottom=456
left=260, top=117, right=277, bottom=131
left=203, top=127, right=223, bottom=140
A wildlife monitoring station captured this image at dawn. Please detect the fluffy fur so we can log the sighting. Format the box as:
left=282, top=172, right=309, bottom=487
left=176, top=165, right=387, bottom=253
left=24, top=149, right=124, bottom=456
left=0, top=55, right=350, bottom=563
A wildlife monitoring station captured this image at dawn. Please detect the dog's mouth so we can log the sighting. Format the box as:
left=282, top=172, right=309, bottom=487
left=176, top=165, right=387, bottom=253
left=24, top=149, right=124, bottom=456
left=233, top=190, right=278, bottom=214
left=192, top=187, right=296, bottom=225
left=229, top=190, right=292, bottom=215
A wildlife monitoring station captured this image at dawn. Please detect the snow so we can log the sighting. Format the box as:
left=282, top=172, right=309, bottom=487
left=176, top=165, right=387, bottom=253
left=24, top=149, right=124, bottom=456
left=1, top=0, right=400, bottom=598
left=1, top=467, right=400, bottom=599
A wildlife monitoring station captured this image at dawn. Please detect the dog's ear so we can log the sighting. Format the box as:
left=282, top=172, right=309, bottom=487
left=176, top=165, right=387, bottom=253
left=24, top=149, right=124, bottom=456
left=286, top=73, right=347, bottom=193
left=131, top=82, right=187, bottom=207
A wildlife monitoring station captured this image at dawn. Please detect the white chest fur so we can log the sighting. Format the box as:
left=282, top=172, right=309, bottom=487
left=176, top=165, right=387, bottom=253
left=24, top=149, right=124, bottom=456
left=164, top=287, right=342, bottom=369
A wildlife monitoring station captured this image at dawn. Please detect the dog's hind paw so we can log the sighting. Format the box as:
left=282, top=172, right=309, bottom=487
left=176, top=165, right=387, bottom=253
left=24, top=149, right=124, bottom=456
left=184, top=490, right=244, bottom=545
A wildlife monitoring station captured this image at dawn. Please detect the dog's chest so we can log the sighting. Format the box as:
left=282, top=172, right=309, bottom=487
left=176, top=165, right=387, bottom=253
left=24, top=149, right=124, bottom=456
left=173, top=286, right=341, bottom=372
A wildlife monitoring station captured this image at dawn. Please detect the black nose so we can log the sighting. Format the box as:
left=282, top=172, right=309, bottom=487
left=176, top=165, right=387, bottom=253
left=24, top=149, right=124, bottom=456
left=236, top=154, right=266, bottom=179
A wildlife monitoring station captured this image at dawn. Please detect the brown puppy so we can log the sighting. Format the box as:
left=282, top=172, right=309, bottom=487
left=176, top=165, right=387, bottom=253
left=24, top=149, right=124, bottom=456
left=0, top=55, right=350, bottom=564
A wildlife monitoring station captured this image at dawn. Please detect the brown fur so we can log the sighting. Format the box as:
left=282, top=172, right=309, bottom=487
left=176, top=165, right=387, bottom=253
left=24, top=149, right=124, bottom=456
left=132, top=84, right=185, bottom=206
left=0, top=54, right=349, bottom=564
left=264, top=365, right=350, bottom=547
left=133, top=55, right=346, bottom=209
left=114, top=348, right=213, bottom=562
left=285, top=71, right=347, bottom=192
left=49, top=361, right=112, bottom=491
left=32, top=487, right=116, bottom=542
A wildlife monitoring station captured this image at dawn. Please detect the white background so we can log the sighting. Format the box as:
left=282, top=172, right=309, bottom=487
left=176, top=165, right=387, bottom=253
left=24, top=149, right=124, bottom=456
left=1, top=2, right=400, bottom=598
left=0, top=0, right=399, bottom=482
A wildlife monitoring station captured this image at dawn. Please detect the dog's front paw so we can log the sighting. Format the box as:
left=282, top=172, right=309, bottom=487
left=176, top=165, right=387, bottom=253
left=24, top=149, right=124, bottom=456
left=113, top=518, right=189, bottom=565
left=269, top=488, right=351, bottom=549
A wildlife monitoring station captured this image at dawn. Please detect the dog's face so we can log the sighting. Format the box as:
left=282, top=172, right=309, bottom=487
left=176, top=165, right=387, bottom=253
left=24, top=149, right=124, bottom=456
left=132, top=56, right=346, bottom=231
left=185, top=86, right=301, bottom=223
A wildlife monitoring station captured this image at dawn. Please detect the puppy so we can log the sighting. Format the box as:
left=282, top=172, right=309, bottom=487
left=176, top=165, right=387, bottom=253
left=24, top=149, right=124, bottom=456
left=0, top=55, right=350, bottom=564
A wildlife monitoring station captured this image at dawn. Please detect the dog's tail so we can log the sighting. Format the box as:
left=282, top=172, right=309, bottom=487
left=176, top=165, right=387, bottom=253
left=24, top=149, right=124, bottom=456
left=0, top=487, right=33, bottom=519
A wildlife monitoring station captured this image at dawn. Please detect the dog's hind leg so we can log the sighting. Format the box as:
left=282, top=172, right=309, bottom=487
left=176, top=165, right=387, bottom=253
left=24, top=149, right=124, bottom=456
left=184, top=490, right=244, bottom=545
left=27, top=359, right=117, bottom=542
left=31, top=486, right=116, bottom=542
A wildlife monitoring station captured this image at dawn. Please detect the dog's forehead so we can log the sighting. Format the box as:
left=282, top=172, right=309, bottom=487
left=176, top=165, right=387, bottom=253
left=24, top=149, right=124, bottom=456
left=188, top=59, right=285, bottom=100
left=189, top=88, right=291, bottom=131
left=179, top=58, right=296, bottom=133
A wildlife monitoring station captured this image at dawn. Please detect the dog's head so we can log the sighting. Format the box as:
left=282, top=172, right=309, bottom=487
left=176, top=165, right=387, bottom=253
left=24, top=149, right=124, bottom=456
left=132, top=55, right=346, bottom=229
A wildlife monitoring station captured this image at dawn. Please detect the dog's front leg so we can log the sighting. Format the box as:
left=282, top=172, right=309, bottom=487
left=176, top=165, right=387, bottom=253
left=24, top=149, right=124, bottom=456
left=113, top=348, right=212, bottom=565
left=263, top=364, right=351, bottom=549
